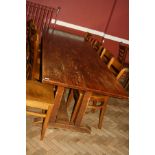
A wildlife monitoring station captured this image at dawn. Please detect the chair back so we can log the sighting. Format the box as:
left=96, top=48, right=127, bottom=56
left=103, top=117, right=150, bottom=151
left=117, top=68, right=129, bottom=88
left=118, top=43, right=129, bottom=65
left=84, top=32, right=92, bottom=41
left=100, top=48, right=113, bottom=64
left=26, top=0, right=61, bottom=44
left=26, top=1, right=55, bottom=35
left=97, top=45, right=104, bottom=56
left=108, top=57, right=129, bottom=88
left=116, top=67, right=129, bottom=80
left=26, top=20, right=40, bottom=80
left=107, top=57, right=123, bottom=76
left=90, top=38, right=97, bottom=47
left=92, top=40, right=101, bottom=50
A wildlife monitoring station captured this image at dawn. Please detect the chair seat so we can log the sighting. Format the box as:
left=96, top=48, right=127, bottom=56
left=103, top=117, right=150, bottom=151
left=91, top=93, right=106, bottom=102
left=26, top=80, right=54, bottom=108
left=67, top=89, right=109, bottom=129
left=74, top=90, right=106, bottom=102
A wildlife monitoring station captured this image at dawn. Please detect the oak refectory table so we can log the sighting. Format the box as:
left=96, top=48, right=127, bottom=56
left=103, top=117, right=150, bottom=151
left=42, top=30, right=128, bottom=133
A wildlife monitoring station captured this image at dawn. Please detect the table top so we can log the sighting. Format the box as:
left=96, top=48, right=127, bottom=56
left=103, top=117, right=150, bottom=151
left=42, top=30, right=128, bottom=99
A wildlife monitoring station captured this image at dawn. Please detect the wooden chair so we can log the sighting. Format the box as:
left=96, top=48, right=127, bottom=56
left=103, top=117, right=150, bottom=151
left=97, top=45, right=104, bottom=56
left=84, top=33, right=101, bottom=50
left=84, top=32, right=92, bottom=41
left=26, top=81, right=54, bottom=140
left=67, top=59, right=129, bottom=129
left=92, top=40, right=101, bottom=51
left=67, top=89, right=109, bottom=129
left=107, top=57, right=123, bottom=76
left=118, top=43, right=129, bottom=65
left=100, top=48, right=113, bottom=64
left=27, top=19, right=41, bottom=80
left=117, top=68, right=129, bottom=88
left=89, top=37, right=96, bottom=47
left=107, top=57, right=129, bottom=88
left=26, top=22, right=55, bottom=140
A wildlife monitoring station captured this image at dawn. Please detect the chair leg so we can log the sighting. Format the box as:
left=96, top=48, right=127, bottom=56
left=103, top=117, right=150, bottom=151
left=91, top=101, right=97, bottom=113
left=66, top=89, right=74, bottom=110
left=70, top=92, right=83, bottom=124
left=124, top=78, right=129, bottom=90
left=54, top=85, right=58, bottom=97
left=40, top=118, right=46, bottom=140
left=98, top=97, right=109, bottom=129
left=40, top=107, right=52, bottom=140
left=33, top=109, right=45, bottom=124
left=98, top=107, right=105, bottom=129
left=33, top=117, right=43, bottom=124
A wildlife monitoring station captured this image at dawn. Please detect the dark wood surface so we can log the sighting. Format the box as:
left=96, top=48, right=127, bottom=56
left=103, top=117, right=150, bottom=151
left=42, top=30, right=128, bottom=99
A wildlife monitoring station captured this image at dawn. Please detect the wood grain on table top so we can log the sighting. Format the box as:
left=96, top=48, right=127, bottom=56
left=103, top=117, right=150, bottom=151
left=42, top=30, right=128, bottom=99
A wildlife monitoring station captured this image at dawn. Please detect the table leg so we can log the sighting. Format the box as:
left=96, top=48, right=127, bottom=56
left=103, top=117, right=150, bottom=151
left=48, top=88, right=92, bottom=133
left=49, top=86, right=65, bottom=124
left=74, top=91, right=92, bottom=126
left=56, top=88, right=70, bottom=124
left=70, top=91, right=83, bottom=124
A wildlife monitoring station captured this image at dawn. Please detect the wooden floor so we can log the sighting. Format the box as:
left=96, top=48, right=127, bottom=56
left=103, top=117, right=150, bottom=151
left=26, top=97, right=129, bottom=155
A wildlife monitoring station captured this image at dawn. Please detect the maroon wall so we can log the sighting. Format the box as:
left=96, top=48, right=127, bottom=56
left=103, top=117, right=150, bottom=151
left=28, top=0, right=129, bottom=63
left=28, top=0, right=129, bottom=40
left=104, top=39, right=129, bottom=63
left=106, top=0, right=129, bottom=40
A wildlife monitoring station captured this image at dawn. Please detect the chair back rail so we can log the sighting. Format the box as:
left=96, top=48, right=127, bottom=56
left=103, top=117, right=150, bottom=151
left=118, top=43, right=129, bottom=65
left=100, top=48, right=113, bottom=65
